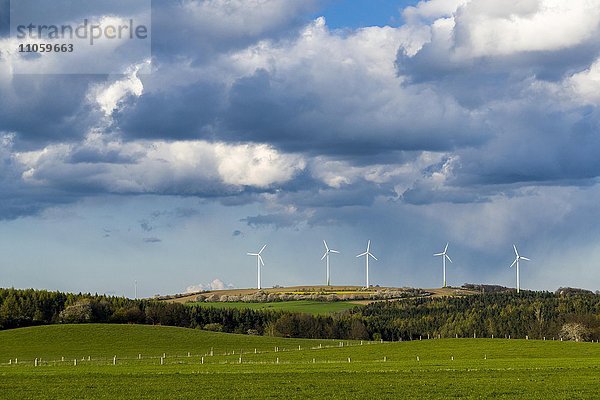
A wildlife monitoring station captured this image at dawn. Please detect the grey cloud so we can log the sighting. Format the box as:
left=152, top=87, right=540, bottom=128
left=150, top=0, right=318, bottom=63
left=139, top=220, right=153, bottom=232
left=0, top=75, right=103, bottom=149
left=66, top=145, right=141, bottom=164
left=0, top=0, right=8, bottom=38
left=217, top=68, right=485, bottom=155
left=242, top=213, right=305, bottom=229
left=114, top=80, right=224, bottom=140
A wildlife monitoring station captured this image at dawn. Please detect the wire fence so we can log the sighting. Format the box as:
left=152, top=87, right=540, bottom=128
left=2, top=335, right=597, bottom=369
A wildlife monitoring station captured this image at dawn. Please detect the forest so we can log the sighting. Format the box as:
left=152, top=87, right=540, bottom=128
left=1, top=287, right=599, bottom=341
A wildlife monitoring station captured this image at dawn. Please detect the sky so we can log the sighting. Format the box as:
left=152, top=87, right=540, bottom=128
left=2, top=0, right=600, bottom=297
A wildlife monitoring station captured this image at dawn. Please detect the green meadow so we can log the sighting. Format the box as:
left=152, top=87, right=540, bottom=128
left=1, top=324, right=599, bottom=399
left=184, top=299, right=361, bottom=314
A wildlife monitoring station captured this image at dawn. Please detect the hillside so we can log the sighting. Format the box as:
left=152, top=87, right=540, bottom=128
left=0, top=324, right=338, bottom=360
left=1, top=325, right=600, bottom=399
left=2, top=287, right=600, bottom=342
left=164, top=285, right=479, bottom=304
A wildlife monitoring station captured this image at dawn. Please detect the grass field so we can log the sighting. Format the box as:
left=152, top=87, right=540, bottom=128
left=1, top=324, right=599, bottom=399
left=184, top=300, right=361, bottom=314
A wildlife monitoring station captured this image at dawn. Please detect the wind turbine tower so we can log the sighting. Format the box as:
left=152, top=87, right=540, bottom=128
left=247, top=245, right=267, bottom=290
left=434, top=243, right=452, bottom=288
left=321, top=240, right=339, bottom=286
left=356, top=240, right=378, bottom=288
left=510, top=245, right=530, bottom=293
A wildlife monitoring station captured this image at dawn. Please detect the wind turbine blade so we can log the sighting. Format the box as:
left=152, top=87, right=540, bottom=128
left=520, top=257, right=530, bottom=261
left=330, top=250, right=339, bottom=254
left=247, top=253, right=258, bottom=256
left=445, top=254, right=453, bottom=263
left=323, top=240, right=329, bottom=251
left=367, top=240, right=371, bottom=252
left=444, top=243, right=449, bottom=253
left=321, top=252, right=328, bottom=260
left=513, top=244, right=519, bottom=257
left=369, top=253, right=378, bottom=261
left=258, top=255, right=264, bottom=266
left=509, top=258, right=517, bottom=268
left=259, top=244, right=267, bottom=254
left=433, top=252, right=444, bottom=256
left=356, top=252, right=368, bottom=258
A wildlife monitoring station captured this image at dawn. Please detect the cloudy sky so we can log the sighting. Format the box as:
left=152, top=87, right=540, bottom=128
left=2, top=0, right=600, bottom=297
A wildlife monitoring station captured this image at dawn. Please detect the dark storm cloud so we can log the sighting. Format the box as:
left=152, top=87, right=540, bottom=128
left=448, top=103, right=600, bottom=189
left=150, top=0, right=318, bottom=63
left=396, top=41, right=600, bottom=107
left=216, top=68, right=485, bottom=155
left=0, top=75, right=103, bottom=148
left=114, top=80, right=224, bottom=140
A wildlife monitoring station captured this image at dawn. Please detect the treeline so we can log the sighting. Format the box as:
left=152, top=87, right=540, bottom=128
left=1, top=288, right=599, bottom=341
left=356, top=291, right=600, bottom=341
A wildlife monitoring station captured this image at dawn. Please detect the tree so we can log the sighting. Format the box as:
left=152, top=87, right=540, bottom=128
left=59, top=299, right=93, bottom=323
left=349, top=319, right=369, bottom=340
left=560, top=322, right=590, bottom=342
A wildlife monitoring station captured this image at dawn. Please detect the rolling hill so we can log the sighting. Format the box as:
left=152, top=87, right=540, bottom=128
left=1, top=324, right=599, bottom=399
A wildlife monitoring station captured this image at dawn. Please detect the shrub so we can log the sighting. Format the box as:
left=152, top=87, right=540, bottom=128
left=203, top=323, right=223, bottom=332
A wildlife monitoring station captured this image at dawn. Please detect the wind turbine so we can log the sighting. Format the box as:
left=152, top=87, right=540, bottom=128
left=434, top=243, right=452, bottom=288
left=134, top=280, right=138, bottom=300
left=247, top=244, right=267, bottom=290
left=510, top=244, right=530, bottom=293
left=321, top=240, right=340, bottom=286
left=356, top=240, right=378, bottom=288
